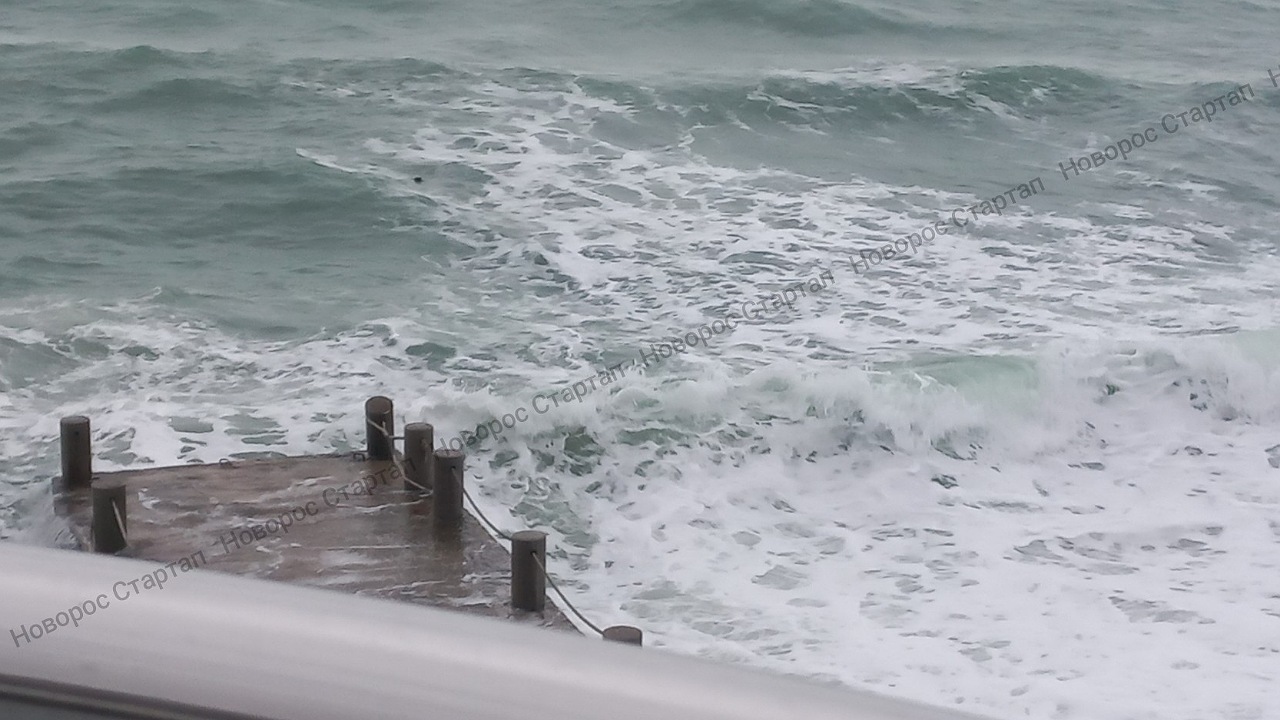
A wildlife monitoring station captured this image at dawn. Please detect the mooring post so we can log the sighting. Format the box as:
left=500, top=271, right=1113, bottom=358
left=511, top=530, right=547, bottom=613
left=60, top=415, right=92, bottom=491
left=91, top=480, right=127, bottom=554
left=431, top=449, right=464, bottom=528
left=365, top=396, right=394, bottom=461
left=404, top=422, right=433, bottom=492
left=603, top=626, right=644, bottom=646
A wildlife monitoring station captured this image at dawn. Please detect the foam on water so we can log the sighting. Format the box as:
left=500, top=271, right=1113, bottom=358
left=540, top=335, right=1280, bottom=720
left=4, top=27, right=1280, bottom=720
left=5, top=290, right=1278, bottom=720
left=289, top=67, right=1280, bottom=718
left=297, top=64, right=1280, bottom=352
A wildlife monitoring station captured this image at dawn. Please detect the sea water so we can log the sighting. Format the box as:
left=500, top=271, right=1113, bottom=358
left=2, top=1, right=1279, bottom=718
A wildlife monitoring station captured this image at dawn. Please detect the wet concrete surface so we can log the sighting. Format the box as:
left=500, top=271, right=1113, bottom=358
left=57, top=453, right=576, bottom=632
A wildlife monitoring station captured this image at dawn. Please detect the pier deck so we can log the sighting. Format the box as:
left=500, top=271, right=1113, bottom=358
left=56, top=453, right=576, bottom=632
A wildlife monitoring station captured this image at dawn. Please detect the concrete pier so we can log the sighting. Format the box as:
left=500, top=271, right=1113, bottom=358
left=56, top=452, right=575, bottom=631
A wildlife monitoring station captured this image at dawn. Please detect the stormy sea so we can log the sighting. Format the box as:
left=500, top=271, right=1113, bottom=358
left=2, top=1, right=1278, bottom=718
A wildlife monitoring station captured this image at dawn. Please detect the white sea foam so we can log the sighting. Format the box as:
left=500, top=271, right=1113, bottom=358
left=3, top=62, right=1279, bottom=720
left=297, top=71, right=1280, bottom=719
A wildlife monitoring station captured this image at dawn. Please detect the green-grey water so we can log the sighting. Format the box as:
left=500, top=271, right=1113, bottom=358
left=3, top=2, right=1279, bottom=718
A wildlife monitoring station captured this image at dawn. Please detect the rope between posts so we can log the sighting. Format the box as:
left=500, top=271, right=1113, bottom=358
left=530, top=551, right=605, bottom=637
left=462, top=484, right=512, bottom=541
left=91, top=497, right=129, bottom=552
left=365, top=417, right=430, bottom=494
left=367, top=409, right=612, bottom=638
left=112, top=503, right=128, bottom=543
left=462, top=483, right=605, bottom=637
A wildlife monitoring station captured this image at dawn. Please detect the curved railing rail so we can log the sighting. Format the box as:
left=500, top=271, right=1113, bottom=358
left=0, top=543, right=993, bottom=720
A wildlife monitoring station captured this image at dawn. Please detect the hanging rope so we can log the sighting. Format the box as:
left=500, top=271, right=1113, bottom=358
left=462, top=483, right=605, bottom=637
left=91, top=498, right=129, bottom=553
left=366, top=417, right=430, bottom=494
left=462, top=485, right=512, bottom=541
left=112, top=503, right=128, bottom=543
left=367, top=411, right=612, bottom=637
left=531, top=551, right=605, bottom=637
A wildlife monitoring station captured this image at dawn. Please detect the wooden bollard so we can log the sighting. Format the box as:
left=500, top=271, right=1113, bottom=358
left=431, top=449, right=464, bottom=529
left=603, top=626, right=643, bottom=646
left=91, top=480, right=127, bottom=554
left=365, top=396, right=394, bottom=461
left=60, top=416, right=93, bottom=491
left=511, top=530, right=547, bottom=613
left=404, top=422, right=433, bottom=492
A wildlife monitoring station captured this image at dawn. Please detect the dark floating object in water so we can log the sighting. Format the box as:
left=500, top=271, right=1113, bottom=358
left=413, top=176, right=423, bottom=183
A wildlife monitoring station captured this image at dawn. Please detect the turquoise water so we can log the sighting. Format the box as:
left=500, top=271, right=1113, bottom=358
left=3, top=2, right=1280, bottom=718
